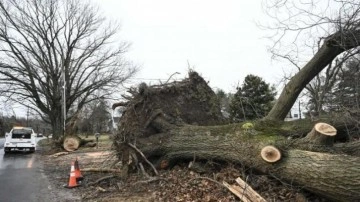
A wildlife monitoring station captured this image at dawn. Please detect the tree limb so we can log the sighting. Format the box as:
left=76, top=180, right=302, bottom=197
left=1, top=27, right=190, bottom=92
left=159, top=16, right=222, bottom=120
left=127, top=143, right=159, bottom=176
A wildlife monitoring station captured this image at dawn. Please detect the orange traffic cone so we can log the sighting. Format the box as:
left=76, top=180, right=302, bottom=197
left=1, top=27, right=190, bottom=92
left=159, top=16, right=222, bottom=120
left=64, top=161, right=80, bottom=188
left=74, top=158, right=84, bottom=181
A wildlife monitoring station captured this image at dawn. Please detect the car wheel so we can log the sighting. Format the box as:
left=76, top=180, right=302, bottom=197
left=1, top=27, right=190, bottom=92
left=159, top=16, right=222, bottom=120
left=4, top=148, right=10, bottom=154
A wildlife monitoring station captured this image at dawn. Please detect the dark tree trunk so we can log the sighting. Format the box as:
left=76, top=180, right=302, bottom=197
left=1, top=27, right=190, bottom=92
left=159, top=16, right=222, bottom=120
left=50, top=110, right=63, bottom=141
left=132, top=123, right=360, bottom=201
left=265, top=30, right=360, bottom=121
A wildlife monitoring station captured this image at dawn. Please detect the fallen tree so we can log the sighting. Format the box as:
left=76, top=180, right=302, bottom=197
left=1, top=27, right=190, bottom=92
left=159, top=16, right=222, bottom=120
left=113, top=72, right=360, bottom=201
left=63, top=136, right=96, bottom=151
left=124, top=122, right=360, bottom=201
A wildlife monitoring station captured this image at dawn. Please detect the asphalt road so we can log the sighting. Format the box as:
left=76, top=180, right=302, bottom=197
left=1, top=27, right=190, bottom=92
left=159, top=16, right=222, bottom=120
left=0, top=137, right=60, bottom=202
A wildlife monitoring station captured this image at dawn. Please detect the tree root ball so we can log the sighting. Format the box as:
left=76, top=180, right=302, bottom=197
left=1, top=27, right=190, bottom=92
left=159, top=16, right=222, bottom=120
left=261, top=146, right=281, bottom=163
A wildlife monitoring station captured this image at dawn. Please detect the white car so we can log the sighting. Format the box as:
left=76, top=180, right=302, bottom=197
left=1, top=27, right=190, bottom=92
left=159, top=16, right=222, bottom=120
left=4, top=127, right=37, bottom=153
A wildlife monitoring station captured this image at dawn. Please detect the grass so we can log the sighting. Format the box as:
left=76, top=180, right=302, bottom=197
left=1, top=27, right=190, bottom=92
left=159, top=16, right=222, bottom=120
left=79, top=133, right=113, bottom=151
left=79, top=133, right=112, bottom=142
left=37, top=137, right=53, bottom=146
left=37, top=133, right=114, bottom=152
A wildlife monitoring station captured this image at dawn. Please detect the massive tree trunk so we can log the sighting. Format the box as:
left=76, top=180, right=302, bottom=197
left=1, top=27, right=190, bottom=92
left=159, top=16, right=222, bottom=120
left=130, top=123, right=360, bottom=201
left=265, top=30, right=360, bottom=121
left=50, top=113, right=63, bottom=142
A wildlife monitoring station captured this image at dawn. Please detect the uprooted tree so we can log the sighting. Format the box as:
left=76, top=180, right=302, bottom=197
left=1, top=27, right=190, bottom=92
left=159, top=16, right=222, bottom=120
left=112, top=1, right=360, bottom=201
left=113, top=71, right=360, bottom=201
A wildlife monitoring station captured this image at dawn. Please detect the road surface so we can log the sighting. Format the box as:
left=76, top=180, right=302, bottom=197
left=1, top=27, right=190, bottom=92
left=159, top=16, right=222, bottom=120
left=0, top=137, right=78, bottom=202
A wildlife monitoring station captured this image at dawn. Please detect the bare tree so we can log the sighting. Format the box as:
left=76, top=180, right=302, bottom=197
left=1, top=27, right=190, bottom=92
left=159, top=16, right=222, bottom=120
left=304, top=58, right=343, bottom=116
left=262, top=0, right=360, bottom=120
left=0, top=0, right=137, bottom=140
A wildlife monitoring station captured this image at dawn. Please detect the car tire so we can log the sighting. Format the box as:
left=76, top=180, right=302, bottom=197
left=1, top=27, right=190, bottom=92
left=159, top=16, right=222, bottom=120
left=4, top=148, right=10, bottom=154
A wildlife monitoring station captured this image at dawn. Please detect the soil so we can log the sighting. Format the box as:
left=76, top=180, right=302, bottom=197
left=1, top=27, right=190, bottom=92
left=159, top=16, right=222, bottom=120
left=40, top=144, right=327, bottom=202
left=113, top=71, right=227, bottom=158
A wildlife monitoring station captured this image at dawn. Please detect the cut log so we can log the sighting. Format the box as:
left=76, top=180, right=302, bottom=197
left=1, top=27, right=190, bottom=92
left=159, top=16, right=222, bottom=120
left=260, top=146, right=281, bottom=163
left=304, top=122, right=337, bottom=146
left=63, top=136, right=82, bottom=151
left=63, top=136, right=94, bottom=151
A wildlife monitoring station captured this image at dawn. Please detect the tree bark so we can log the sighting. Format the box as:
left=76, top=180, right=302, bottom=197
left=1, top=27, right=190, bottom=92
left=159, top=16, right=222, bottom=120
left=134, top=123, right=360, bottom=201
left=280, top=150, right=359, bottom=201
left=50, top=112, right=63, bottom=142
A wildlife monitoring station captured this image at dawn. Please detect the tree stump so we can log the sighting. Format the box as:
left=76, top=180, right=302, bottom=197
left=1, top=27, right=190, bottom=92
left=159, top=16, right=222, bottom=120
left=304, top=122, right=337, bottom=146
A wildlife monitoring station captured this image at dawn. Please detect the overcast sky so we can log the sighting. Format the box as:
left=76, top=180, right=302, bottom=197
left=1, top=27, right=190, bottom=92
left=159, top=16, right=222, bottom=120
left=4, top=0, right=293, bottom=118
left=93, top=0, right=286, bottom=93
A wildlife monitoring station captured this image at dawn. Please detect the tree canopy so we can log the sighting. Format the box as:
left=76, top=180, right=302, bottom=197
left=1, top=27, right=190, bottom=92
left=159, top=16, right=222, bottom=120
left=79, top=98, right=111, bottom=134
left=230, top=74, right=276, bottom=121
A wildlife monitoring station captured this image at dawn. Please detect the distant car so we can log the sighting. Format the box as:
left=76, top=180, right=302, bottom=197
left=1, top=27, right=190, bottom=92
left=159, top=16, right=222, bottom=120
left=37, top=133, right=43, bottom=137
left=4, top=127, right=36, bottom=153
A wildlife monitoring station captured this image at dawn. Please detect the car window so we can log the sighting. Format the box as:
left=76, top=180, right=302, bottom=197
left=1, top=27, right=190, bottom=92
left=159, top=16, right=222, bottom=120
left=12, top=129, right=32, bottom=139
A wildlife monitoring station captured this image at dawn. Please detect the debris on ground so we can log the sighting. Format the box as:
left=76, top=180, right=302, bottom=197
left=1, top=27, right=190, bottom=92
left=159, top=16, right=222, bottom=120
left=41, top=147, right=326, bottom=202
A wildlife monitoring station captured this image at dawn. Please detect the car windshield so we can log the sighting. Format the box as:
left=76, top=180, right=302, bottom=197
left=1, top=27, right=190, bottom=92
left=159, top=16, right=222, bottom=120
left=12, top=128, right=32, bottom=139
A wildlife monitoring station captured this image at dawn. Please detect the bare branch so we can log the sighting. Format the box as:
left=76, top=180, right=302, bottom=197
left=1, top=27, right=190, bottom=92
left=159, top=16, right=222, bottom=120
left=0, top=0, right=137, bottom=138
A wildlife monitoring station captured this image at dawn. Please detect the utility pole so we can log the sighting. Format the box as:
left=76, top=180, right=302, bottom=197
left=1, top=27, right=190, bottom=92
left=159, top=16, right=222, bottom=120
left=62, top=67, right=66, bottom=137
left=26, top=107, right=29, bottom=126
left=298, top=100, right=302, bottom=119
